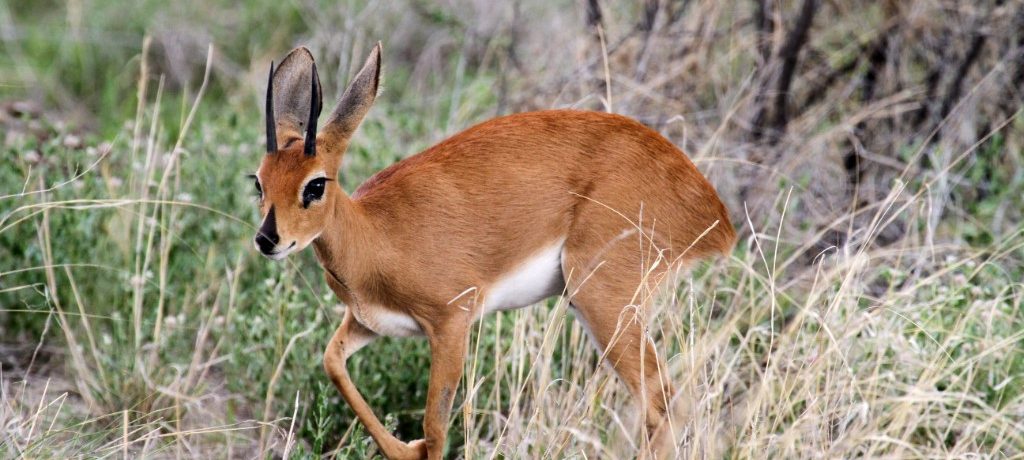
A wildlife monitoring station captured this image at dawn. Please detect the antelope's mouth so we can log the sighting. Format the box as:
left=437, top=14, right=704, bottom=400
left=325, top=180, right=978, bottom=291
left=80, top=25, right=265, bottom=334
left=265, top=241, right=297, bottom=260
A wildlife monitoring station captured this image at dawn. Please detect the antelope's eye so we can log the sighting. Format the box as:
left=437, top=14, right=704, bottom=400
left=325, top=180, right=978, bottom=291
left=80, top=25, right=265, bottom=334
left=249, top=175, right=262, bottom=197
left=302, top=178, right=327, bottom=208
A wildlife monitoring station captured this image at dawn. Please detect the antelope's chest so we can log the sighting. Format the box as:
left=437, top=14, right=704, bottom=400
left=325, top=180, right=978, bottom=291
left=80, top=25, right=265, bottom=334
left=322, top=267, right=423, bottom=337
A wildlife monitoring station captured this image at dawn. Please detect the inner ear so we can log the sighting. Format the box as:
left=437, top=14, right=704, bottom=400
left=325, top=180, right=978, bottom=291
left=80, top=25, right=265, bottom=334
left=271, top=47, right=322, bottom=144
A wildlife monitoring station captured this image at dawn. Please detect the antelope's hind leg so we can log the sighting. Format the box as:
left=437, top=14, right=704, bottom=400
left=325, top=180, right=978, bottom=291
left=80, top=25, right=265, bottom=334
left=562, top=230, right=677, bottom=450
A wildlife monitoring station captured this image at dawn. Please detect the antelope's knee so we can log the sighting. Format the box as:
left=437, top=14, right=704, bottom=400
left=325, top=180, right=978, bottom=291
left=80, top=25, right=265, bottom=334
left=423, top=434, right=446, bottom=457
left=323, top=342, right=345, bottom=377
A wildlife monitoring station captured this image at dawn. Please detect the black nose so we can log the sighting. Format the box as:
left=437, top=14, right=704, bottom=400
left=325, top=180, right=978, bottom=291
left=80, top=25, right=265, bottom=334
left=255, top=206, right=279, bottom=254
left=255, top=231, right=279, bottom=254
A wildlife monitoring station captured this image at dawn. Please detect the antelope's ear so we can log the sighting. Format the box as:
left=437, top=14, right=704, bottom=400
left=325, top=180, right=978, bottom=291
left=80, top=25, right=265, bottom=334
left=269, top=47, right=322, bottom=148
left=320, top=42, right=382, bottom=149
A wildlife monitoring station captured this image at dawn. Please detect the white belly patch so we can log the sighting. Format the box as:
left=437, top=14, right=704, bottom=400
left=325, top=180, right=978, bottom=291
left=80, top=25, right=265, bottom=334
left=351, top=303, right=423, bottom=337
left=485, top=239, right=567, bottom=312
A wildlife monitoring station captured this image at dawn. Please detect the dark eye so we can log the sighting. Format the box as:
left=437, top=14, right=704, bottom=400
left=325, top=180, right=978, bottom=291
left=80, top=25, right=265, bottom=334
left=249, top=175, right=263, bottom=200
left=302, top=178, right=327, bottom=208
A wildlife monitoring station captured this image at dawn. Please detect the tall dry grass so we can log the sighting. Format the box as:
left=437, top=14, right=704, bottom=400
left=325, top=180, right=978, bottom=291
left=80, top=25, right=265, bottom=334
left=2, top=0, right=1023, bottom=458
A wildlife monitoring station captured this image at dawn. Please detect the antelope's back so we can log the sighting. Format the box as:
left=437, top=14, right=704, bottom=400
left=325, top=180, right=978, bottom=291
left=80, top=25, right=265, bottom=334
left=354, top=110, right=734, bottom=272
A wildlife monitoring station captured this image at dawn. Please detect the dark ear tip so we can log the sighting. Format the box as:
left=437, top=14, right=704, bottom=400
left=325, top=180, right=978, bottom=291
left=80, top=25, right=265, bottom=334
left=286, top=46, right=316, bottom=61
left=276, top=47, right=316, bottom=75
left=371, top=42, right=383, bottom=80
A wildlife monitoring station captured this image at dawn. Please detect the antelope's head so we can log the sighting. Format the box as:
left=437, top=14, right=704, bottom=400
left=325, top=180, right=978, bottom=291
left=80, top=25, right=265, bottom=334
left=252, top=44, right=381, bottom=260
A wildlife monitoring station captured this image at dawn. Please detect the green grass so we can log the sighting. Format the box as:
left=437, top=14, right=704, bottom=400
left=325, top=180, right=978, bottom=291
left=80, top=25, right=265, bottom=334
left=1, top=2, right=503, bottom=454
left=3, top=0, right=1024, bottom=458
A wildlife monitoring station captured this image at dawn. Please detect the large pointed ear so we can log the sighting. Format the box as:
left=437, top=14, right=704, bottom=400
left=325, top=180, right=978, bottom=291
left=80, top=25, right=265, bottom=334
left=268, top=47, right=322, bottom=149
left=319, top=42, right=382, bottom=149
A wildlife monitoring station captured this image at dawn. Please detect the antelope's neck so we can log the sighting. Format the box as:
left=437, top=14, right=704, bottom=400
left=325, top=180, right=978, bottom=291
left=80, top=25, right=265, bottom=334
left=312, top=192, right=380, bottom=297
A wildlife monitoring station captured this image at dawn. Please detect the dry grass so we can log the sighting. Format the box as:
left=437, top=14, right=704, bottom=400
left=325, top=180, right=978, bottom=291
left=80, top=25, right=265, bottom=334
left=2, top=0, right=1023, bottom=458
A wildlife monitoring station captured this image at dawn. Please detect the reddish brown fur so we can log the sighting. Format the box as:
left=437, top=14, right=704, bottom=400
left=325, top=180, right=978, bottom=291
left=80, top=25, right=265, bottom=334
left=253, top=44, right=734, bottom=460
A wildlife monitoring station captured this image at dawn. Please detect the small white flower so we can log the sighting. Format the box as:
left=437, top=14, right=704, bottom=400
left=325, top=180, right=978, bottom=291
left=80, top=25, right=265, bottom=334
left=63, top=134, right=82, bottom=149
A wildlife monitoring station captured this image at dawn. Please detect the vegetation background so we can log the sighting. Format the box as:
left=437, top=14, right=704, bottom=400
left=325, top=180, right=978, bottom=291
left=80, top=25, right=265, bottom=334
left=2, top=0, right=1023, bottom=458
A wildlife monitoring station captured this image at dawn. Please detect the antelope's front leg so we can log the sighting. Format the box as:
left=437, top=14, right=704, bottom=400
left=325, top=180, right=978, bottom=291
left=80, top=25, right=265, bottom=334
left=420, top=322, right=470, bottom=459
left=324, top=311, right=427, bottom=460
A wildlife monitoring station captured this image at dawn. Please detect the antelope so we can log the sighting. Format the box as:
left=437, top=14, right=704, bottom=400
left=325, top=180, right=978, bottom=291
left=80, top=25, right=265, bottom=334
left=251, top=43, right=735, bottom=459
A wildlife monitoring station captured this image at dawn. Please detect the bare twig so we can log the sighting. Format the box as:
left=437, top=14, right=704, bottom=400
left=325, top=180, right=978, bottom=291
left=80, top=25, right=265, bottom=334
left=767, top=0, right=819, bottom=143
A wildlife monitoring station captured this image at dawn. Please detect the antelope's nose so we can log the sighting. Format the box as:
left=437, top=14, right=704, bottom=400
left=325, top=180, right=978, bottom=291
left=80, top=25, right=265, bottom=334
left=255, top=206, right=280, bottom=255
left=255, top=231, right=279, bottom=255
